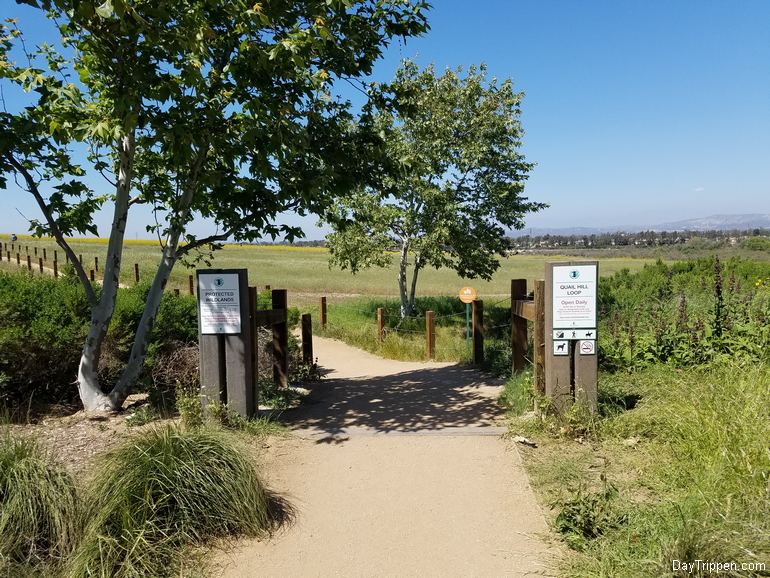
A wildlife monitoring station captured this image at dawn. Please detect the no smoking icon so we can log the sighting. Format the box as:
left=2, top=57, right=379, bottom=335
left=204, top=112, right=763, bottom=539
left=579, top=340, right=596, bottom=355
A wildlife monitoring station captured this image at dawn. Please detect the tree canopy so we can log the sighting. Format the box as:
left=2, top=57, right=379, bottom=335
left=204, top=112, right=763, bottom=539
left=0, top=0, right=430, bottom=410
left=325, top=60, right=545, bottom=316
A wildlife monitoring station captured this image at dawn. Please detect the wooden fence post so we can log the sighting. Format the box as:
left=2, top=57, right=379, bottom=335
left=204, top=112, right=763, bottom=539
left=173, top=288, right=180, bottom=296
left=43, top=248, right=46, bottom=261
left=272, top=289, right=288, bottom=388
left=94, top=256, right=99, bottom=272
left=248, top=286, right=258, bottom=389
left=38, top=257, right=43, bottom=273
left=26, top=255, right=31, bottom=271
left=377, top=307, right=384, bottom=342
left=134, top=263, right=140, bottom=283
left=54, top=249, right=57, bottom=262
left=34, top=247, right=37, bottom=256
left=79, top=254, right=83, bottom=265
left=533, top=280, right=546, bottom=396
left=89, top=269, right=95, bottom=281
left=188, top=274, right=194, bottom=296
left=426, top=310, right=436, bottom=360
left=302, top=313, right=313, bottom=364
left=472, top=299, right=484, bottom=365
left=320, top=296, right=327, bottom=330
left=511, top=279, right=528, bottom=374
left=16, top=253, right=20, bottom=265
left=53, top=260, right=58, bottom=278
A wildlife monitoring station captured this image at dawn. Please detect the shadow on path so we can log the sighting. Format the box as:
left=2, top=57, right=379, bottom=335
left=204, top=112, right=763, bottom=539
left=282, top=363, right=506, bottom=443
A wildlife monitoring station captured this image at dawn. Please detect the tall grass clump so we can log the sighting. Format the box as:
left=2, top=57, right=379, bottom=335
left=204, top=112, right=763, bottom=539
left=560, top=365, right=770, bottom=576
left=0, top=431, right=79, bottom=571
left=67, top=425, right=275, bottom=577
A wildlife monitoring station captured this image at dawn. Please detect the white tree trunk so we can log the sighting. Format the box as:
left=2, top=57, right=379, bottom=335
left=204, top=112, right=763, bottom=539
left=397, top=240, right=411, bottom=318
left=110, top=240, right=178, bottom=407
left=408, top=255, right=421, bottom=313
left=77, top=133, right=134, bottom=411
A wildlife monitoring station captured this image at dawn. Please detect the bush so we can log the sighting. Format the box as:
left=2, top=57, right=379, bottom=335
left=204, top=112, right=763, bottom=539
left=0, top=431, right=79, bottom=570
left=0, top=272, right=89, bottom=407
left=67, top=425, right=275, bottom=577
left=0, top=271, right=199, bottom=410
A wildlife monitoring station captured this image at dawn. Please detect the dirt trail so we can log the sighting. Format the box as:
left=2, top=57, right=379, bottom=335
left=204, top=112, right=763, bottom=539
left=216, top=337, right=557, bottom=578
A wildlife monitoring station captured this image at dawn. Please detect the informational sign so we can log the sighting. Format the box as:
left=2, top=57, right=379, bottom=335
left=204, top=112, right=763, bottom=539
left=579, top=340, right=596, bottom=355
left=459, top=286, right=477, bottom=304
left=553, top=340, right=569, bottom=356
left=198, top=273, right=242, bottom=334
left=553, top=329, right=596, bottom=340
left=552, top=265, right=597, bottom=329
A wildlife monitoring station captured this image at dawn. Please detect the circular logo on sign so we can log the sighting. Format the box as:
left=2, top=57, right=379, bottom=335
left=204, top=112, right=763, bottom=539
left=569, top=270, right=580, bottom=279
left=214, top=277, right=225, bottom=287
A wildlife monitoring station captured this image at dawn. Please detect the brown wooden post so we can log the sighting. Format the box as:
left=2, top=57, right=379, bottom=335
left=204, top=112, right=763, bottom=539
left=248, top=286, right=258, bottom=391
left=134, top=263, right=140, bottom=283
left=94, top=256, right=99, bottom=272
left=265, top=285, right=271, bottom=292
left=472, top=299, right=484, bottom=365
left=173, top=288, right=180, bottom=296
left=533, top=279, right=546, bottom=396
left=53, top=260, right=58, bottom=278
left=188, top=274, right=194, bottom=296
left=545, top=263, right=571, bottom=414
left=43, top=248, right=47, bottom=261
left=34, top=247, right=37, bottom=256
left=26, top=255, right=31, bottom=271
left=25, top=245, right=29, bottom=254
left=272, top=289, right=289, bottom=388
left=198, top=269, right=255, bottom=417
left=302, top=313, right=313, bottom=364
left=54, top=249, right=57, bottom=262
left=38, top=257, right=44, bottom=273
left=426, top=310, right=436, bottom=360
left=377, top=307, right=385, bottom=342
left=320, top=296, right=327, bottom=330
left=79, top=254, right=83, bottom=265
left=511, top=279, right=528, bottom=374
left=89, top=269, right=95, bottom=281
left=16, top=253, right=20, bottom=265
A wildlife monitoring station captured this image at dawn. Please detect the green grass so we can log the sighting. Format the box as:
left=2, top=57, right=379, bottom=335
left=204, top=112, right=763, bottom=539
left=0, top=431, right=79, bottom=574
left=0, top=235, right=655, bottom=307
left=511, top=365, right=770, bottom=577
left=66, top=425, right=278, bottom=578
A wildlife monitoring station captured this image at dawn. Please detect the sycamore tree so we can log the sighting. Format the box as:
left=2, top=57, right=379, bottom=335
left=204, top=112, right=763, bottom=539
left=325, top=60, right=545, bottom=317
left=0, top=0, right=429, bottom=411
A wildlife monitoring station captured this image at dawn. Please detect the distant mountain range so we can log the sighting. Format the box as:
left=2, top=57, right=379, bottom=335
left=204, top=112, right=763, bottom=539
left=513, top=214, right=770, bottom=237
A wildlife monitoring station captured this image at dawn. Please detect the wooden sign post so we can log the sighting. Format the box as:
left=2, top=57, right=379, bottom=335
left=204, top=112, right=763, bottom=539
left=197, top=269, right=255, bottom=417
left=545, top=261, right=598, bottom=414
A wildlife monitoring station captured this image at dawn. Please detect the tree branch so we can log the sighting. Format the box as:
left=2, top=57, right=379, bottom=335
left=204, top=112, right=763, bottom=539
left=3, top=152, right=97, bottom=305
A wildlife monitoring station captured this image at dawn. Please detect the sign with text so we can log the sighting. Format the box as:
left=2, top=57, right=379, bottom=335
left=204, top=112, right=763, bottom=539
left=198, top=272, right=242, bottom=334
left=552, top=264, right=597, bottom=329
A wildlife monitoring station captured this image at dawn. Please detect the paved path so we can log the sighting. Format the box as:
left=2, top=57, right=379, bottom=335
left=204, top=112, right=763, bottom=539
left=216, top=337, right=556, bottom=578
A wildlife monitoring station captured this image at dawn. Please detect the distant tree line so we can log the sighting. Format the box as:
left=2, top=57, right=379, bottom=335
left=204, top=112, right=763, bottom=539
left=508, top=229, right=770, bottom=250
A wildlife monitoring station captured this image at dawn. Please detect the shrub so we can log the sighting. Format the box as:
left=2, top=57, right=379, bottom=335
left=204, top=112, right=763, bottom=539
left=0, top=270, right=199, bottom=410
left=67, top=425, right=275, bottom=577
left=0, top=431, right=79, bottom=570
left=0, top=272, right=89, bottom=407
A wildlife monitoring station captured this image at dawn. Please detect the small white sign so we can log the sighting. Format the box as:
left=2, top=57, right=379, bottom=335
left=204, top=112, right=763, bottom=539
left=553, top=264, right=597, bottom=329
left=198, top=273, right=241, bottom=334
left=579, top=340, right=596, bottom=355
left=553, top=340, right=569, bottom=356
left=553, top=329, right=597, bottom=340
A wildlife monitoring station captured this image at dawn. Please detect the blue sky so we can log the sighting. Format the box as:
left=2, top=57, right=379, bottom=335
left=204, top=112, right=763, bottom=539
left=2, top=0, right=769, bottom=239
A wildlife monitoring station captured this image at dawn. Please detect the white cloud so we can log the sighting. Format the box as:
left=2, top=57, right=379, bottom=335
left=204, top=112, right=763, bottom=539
left=693, top=186, right=705, bottom=192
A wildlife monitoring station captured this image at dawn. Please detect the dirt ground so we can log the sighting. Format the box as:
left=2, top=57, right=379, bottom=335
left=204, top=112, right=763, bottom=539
left=214, top=337, right=559, bottom=578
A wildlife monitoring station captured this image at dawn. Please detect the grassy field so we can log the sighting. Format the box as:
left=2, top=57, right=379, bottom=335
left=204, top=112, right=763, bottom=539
left=0, top=234, right=655, bottom=307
